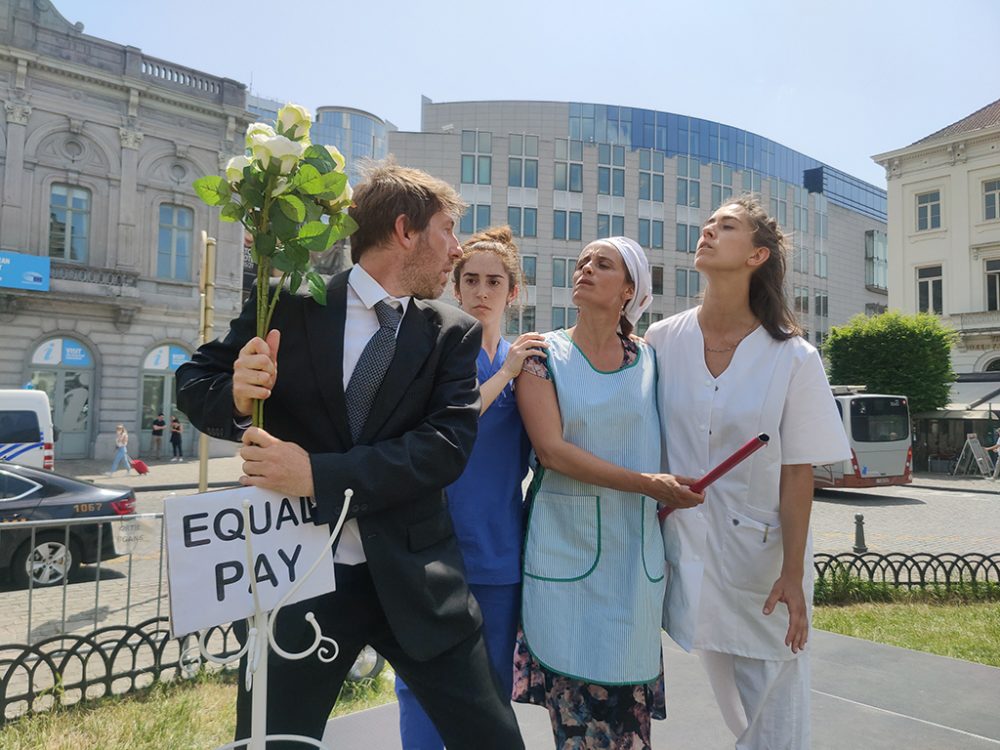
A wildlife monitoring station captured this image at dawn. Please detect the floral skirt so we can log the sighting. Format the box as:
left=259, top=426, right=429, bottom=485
left=511, top=628, right=666, bottom=750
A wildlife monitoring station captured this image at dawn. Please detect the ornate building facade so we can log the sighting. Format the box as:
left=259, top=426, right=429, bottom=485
left=0, top=0, right=250, bottom=458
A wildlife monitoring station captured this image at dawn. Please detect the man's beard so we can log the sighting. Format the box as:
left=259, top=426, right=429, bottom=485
left=401, top=233, right=446, bottom=300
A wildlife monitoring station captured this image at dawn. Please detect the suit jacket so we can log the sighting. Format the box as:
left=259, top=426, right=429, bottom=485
left=175, top=269, right=484, bottom=660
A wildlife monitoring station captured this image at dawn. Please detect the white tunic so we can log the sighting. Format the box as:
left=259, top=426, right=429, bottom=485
left=645, top=308, right=850, bottom=661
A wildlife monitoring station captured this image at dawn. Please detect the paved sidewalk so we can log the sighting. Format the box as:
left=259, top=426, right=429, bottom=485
left=56, top=452, right=243, bottom=492
left=324, top=631, right=1000, bottom=749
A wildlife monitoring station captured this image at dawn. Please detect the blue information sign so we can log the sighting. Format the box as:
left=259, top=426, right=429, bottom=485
left=0, top=251, right=50, bottom=291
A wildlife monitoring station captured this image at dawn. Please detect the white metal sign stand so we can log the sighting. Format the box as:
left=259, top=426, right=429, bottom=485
left=199, top=489, right=353, bottom=750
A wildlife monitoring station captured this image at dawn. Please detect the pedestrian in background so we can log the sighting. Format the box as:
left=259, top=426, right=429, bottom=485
left=108, top=424, right=132, bottom=475
left=151, top=412, right=166, bottom=458
left=169, top=416, right=183, bottom=461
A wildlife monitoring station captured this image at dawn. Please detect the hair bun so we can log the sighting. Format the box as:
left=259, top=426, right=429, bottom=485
left=468, top=225, right=514, bottom=246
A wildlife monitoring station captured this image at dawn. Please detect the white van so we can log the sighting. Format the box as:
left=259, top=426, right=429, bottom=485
left=0, top=389, right=55, bottom=470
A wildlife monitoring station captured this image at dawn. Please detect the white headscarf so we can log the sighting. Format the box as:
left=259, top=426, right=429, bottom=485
left=600, top=236, right=652, bottom=326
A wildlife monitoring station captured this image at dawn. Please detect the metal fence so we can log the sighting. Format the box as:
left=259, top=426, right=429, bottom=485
left=1, top=513, right=998, bottom=721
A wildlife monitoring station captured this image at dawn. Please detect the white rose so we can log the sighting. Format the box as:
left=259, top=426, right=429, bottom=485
left=251, top=134, right=306, bottom=175
left=245, top=122, right=275, bottom=148
left=325, top=145, right=346, bottom=173
left=277, top=103, right=312, bottom=139
left=270, top=177, right=290, bottom=198
left=225, top=155, right=252, bottom=184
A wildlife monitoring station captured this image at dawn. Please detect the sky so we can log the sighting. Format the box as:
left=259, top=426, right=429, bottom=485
left=52, top=0, right=999, bottom=187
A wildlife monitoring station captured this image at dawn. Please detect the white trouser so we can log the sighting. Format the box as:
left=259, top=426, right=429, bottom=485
left=697, top=649, right=810, bottom=750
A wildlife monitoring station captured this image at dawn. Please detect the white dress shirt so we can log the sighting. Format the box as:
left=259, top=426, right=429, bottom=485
left=646, top=307, right=850, bottom=660
left=335, top=264, right=409, bottom=565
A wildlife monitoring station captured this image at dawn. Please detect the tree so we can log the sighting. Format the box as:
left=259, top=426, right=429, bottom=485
left=824, top=311, right=956, bottom=415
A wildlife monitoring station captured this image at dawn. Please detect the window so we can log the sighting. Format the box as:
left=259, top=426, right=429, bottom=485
left=710, top=163, right=733, bottom=209
left=676, top=223, right=701, bottom=253
left=815, top=250, right=828, bottom=279
left=637, top=219, right=663, bottom=248
left=552, top=256, right=574, bottom=288
left=521, top=255, right=537, bottom=286
left=792, top=186, right=809, bottom=234
left=814, top=193, right=828, bottom=240
left=598, top=214, right=624, bottom=237
left=676, top=156, right=700, bottom=207
left=794, top=247, right=809, bottom=274
left=865, top=302, right=887, bottom=316
left=865, top=230, right=888, bottom=290
left=551, top=306, right=578, bottom=330
left=676, top=268, right=700, bottom=297
left=507, top=206, right=537, bottom=238
left=553, top=211, right=582, bottom=241
left=987, top=259, right=1000, bottom=311
left=508, top=134, right=539, bottom=188
left=460, top=204, right=491, bottom=235
left=741, top=169, right=762, bottom=194
left=917, top=265, right=943, bottom=314
left=815, top=289, right=828, bottom=318
left=985, top=180, right=1000, bottom=221
left=916, top=190, right=941, bottom=231
left=506, top=305, right=536, bottom=335
left=157, top=204, right=194, bottom=280
left=598, top=143, right=626, bottom=197
left=651, top=265, right=664, bottom=295
left=461, top=130, right=492, bottom=185
left=794, top=286, right=810, bottom=315
left=636, top=311, right=663, bottom=336
left=555, top=138, right=584, bottom=193
left=49, top=184, right=90, bottom=262
left=638, top=149, right=664, bottom=202
left=769, top=180, right=787, bottom=228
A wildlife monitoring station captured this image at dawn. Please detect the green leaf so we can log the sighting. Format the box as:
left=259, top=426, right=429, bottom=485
left=328, top=213, right=359, bottom=244
left=239, top=179, right=264, bottom=208
left=313, top=172, right=348, bottom=200
left=307, top=271, right=327, bottom=305
left=297, top=220, right=332, bottom=252
left=302, top=145, right=335, bottom=172
left=304, top=200, right=324, bottom=223
left=289, top=269, right=303, bottom=294
left=193, top=175, right=231, bottom=206
left=271, top=250, right=295, bottom=273
left=253, top=232, right=277, bottom=258
left=278, top=195, right=306, bottom=223
left=220, top=201, right=244, bottom=223
left=284, top=240, right=310, bottom=266
left=268, top=201, right=299, bottom=241
left=292, top=164, right=325, bottom=195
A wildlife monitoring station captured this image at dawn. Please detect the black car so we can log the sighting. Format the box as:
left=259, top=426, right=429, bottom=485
left=0, top=463, right=135, bottom=587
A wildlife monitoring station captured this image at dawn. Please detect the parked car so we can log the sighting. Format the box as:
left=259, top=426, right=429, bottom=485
left=0, top=464, right=135, bottom=587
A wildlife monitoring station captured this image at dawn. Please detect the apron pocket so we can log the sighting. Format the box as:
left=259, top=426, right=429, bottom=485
left=524, top=492, right=600, bottom=581
left=720, top=506, right=783, bottom=595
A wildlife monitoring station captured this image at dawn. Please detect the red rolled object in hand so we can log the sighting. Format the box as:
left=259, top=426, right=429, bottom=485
left=658, top=433, right=770, bottom=521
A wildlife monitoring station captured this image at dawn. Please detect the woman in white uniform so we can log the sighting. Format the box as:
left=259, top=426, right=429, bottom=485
left=645, top=196, right=850, bottom=750
left=514, top=237, right=703, bottom=749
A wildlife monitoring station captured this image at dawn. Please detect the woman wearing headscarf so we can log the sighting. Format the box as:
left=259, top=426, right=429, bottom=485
left=513, top=237, right=703, bottom=749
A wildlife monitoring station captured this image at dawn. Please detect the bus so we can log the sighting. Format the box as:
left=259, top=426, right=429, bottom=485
left=813, top=386, right=912, bottom=489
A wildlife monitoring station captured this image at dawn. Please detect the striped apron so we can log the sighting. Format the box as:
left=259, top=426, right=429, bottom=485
left=521, top=330, right=665, bottom=685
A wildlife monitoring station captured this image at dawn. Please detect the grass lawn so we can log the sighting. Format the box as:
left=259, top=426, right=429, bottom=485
left=814, top=601, right=1000, bottom=667
left=0, top=669, right=397, bottom=750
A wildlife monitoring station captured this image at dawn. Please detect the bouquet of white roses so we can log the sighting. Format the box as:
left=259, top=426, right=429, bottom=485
left=193, top=103, right=356, bottom=427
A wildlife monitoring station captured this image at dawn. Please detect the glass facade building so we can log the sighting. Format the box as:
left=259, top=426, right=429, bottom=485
left=389, top=98, right=889, bottom=344
left=568, top=102, right=885, bottom=221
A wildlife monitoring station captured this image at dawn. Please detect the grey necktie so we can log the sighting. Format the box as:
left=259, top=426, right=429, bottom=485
left=345, top=300, right=402, bottom=441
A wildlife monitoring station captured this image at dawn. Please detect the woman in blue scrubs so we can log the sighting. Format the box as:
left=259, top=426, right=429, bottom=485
left=394, top=225, right=547, bottom=750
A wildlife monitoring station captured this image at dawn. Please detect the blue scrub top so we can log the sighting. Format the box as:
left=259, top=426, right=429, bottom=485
left=446, top=338, right=531, bottom=585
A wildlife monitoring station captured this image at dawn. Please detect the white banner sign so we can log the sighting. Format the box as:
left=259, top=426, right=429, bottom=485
left=164, top=486, right=336, bottom=637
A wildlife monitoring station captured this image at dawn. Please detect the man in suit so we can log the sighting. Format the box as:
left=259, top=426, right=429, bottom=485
left=175, top=162, right=524, bottom=749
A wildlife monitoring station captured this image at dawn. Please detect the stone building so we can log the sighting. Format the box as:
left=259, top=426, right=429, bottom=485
left=0, top=0, right=250, bottom=459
